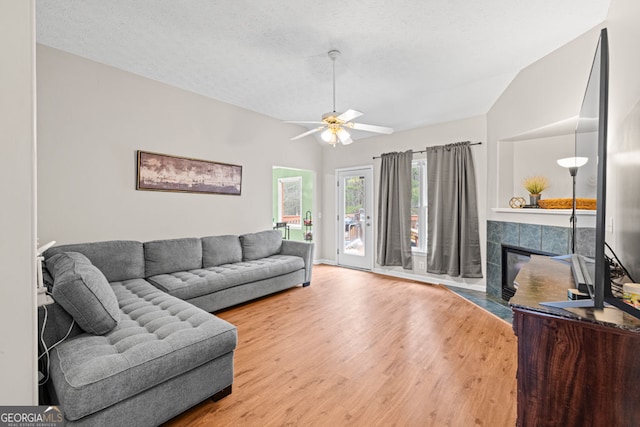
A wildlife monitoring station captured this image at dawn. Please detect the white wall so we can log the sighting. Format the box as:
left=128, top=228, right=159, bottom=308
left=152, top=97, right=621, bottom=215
left=0, top=0, right=38, bottom=405
left=37, top=46, right=323, bottom=253
left=321, top=115, right=487, bottom=290
left=607, top=0, right=640, bottom=278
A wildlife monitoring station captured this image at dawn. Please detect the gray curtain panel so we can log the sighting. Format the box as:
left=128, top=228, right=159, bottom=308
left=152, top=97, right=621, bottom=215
left=376, top=150, right=413, bottom=269
left=426, top=142, right=482, bottom=277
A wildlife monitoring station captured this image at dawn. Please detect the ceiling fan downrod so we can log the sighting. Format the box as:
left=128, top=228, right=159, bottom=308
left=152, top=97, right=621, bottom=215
left=286, top=48, right=392, bottom=144
left=328, top=50, right=340, bottom=113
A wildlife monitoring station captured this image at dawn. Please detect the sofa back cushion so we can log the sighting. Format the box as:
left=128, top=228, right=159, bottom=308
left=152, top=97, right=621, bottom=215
left=45, top=240, right=144, bottom=282
left=46, top=252, right=120, bottom=335
left=202, top=235, right=243, bottom=267
left=239, top=230, right=282, bottom=261
left=144, top=237, right=202, bottom=277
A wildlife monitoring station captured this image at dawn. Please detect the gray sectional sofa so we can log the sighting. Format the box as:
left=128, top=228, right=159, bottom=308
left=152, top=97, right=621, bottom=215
left=39, top=230, right=314, bottom=426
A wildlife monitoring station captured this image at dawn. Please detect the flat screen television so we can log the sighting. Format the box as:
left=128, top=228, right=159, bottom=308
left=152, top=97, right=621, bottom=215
left=585, top=27, right=609, bottom=309
left=563, top=28, right=640, bottom=319
left=542, top=28, right=610, bottom=310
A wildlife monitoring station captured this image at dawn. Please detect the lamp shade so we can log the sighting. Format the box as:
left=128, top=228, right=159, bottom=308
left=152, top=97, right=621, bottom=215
left=557, top=157, right=589, bottom=168
left=322, top=129, right=337, bottom=145
left=321, top=128, right=333, bottom=142
left=321, top=127, right=349, bottom=145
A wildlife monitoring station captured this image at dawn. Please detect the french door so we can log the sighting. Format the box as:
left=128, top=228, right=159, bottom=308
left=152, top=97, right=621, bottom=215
left=336, top=167, right=374, bottom=270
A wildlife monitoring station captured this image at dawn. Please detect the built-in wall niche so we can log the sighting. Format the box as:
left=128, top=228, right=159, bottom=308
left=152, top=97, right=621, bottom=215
left=496, top=119, right=598, bottom=209
left=498, top=134, right=573, bottom=207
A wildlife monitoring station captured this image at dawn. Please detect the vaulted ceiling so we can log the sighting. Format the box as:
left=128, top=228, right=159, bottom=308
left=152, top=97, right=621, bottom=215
left=36, top=0, right=610, bottom=141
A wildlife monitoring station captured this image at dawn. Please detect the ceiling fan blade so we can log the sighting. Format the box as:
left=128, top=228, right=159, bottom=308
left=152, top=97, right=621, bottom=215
left=350, top=122, right=394, bottom=134
left=284, top=120, right=325, bottom=125
left=337, top=109, right=363, bottom=123
left=290, top=126, right=325, bottom=141
left=337, top=128, right=353, bottom=145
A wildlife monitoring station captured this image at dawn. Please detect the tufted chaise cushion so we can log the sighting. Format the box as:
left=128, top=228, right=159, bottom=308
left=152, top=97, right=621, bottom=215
left=49, top=278, right=237, bottom=421
left=147, top=255, right=304, bottom=301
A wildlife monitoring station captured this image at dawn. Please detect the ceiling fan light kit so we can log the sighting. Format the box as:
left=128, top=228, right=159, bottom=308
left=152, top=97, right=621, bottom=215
left=287, top=49, right=393, bottom=146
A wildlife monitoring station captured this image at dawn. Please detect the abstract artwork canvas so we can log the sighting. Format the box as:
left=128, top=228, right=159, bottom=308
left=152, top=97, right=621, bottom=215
left=137, top=151, right=242, bottom=195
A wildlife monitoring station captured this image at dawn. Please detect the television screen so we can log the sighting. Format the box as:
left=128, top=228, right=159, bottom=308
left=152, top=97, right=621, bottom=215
left=577, top=28, right=608, bottom=308
left=541, top=28, right=609, bottom=310
left=574, top=47, right=599, bottom=260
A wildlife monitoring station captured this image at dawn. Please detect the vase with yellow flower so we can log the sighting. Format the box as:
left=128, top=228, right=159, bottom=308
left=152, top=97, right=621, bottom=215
left=522, top=176, right=549, bottom=207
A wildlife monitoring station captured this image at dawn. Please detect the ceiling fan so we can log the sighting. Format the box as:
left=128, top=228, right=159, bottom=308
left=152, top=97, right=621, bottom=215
left=286, top=50, right=394, bottom=146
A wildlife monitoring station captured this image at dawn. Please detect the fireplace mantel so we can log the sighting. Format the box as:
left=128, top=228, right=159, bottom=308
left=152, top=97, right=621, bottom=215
left=492, top=208, right=595, bottom=215
left=490, top=207, right=596, bottom=228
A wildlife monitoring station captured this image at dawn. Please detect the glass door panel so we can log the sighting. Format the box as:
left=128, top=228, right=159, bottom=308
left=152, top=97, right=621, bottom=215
left=337, top=167, right=373, bottom=270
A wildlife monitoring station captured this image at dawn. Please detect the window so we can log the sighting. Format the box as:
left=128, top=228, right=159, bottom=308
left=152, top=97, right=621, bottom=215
left=278, top=176, right=302, bottom=228
left=411, top=160, right=427, bottom=252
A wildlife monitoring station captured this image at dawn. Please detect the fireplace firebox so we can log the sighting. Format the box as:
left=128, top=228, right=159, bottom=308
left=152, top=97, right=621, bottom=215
left=501, top=244, right=556, bottom=301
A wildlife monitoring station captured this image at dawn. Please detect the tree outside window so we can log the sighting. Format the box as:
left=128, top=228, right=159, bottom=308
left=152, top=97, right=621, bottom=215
left=278, top=176, right=302, bottom=227
left=344, top=176, right=365, bottom=220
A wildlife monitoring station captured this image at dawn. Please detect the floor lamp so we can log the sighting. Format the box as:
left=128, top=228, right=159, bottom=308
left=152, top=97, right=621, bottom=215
left=557, top=157, right=589, bottom=253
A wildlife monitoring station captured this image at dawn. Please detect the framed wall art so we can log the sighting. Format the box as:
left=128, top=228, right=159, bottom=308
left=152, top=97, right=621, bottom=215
left=136, top=150, right=242, bottom=195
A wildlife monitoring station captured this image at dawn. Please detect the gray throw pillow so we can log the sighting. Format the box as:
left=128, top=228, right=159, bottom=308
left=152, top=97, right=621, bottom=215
left=46, top=252, right=120, bottom=335
left=239, top=230, right=282, bottom=260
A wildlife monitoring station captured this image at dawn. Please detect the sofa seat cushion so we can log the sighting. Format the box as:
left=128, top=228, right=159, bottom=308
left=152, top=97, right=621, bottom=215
left=147, top=255, right=305, bottom=301
left=50, top=278, right=237, bottom=421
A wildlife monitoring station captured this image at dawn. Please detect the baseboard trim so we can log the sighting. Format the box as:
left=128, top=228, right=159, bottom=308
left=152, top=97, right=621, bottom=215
left=313, top=260, right=485, bottom=292
left=371, top=268, right=486, bottom=292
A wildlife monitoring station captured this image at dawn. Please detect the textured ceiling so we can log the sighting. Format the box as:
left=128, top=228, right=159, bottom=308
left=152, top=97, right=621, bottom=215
left=36, top=0, right=610, bottom=141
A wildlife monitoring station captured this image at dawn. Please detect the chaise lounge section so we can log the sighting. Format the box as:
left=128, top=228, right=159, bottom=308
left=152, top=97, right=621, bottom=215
left=39, top=230, right=314, bottom=426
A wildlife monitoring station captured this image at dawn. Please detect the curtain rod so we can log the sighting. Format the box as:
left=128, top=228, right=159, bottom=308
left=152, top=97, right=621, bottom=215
left=372, top=141, right=482, bottom=159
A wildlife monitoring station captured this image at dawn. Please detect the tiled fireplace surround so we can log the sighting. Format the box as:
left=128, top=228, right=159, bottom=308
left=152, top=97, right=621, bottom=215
left=486, top=220, right=595, bottom=300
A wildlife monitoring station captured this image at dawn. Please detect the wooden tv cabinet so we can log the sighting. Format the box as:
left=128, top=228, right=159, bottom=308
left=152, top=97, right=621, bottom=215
left=510, top=255, right=640, bottom=427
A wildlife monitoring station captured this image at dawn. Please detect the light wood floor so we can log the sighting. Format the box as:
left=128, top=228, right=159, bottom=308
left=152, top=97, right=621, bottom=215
left=165, top=265, right=517, bottom=426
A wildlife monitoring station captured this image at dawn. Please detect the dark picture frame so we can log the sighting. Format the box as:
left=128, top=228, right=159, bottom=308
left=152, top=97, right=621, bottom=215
left=136, top=150, right=242, bottom=195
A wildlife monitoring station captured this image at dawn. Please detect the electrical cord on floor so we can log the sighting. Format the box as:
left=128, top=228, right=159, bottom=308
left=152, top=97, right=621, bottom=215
left=38, top=293, right=75, bottom=386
